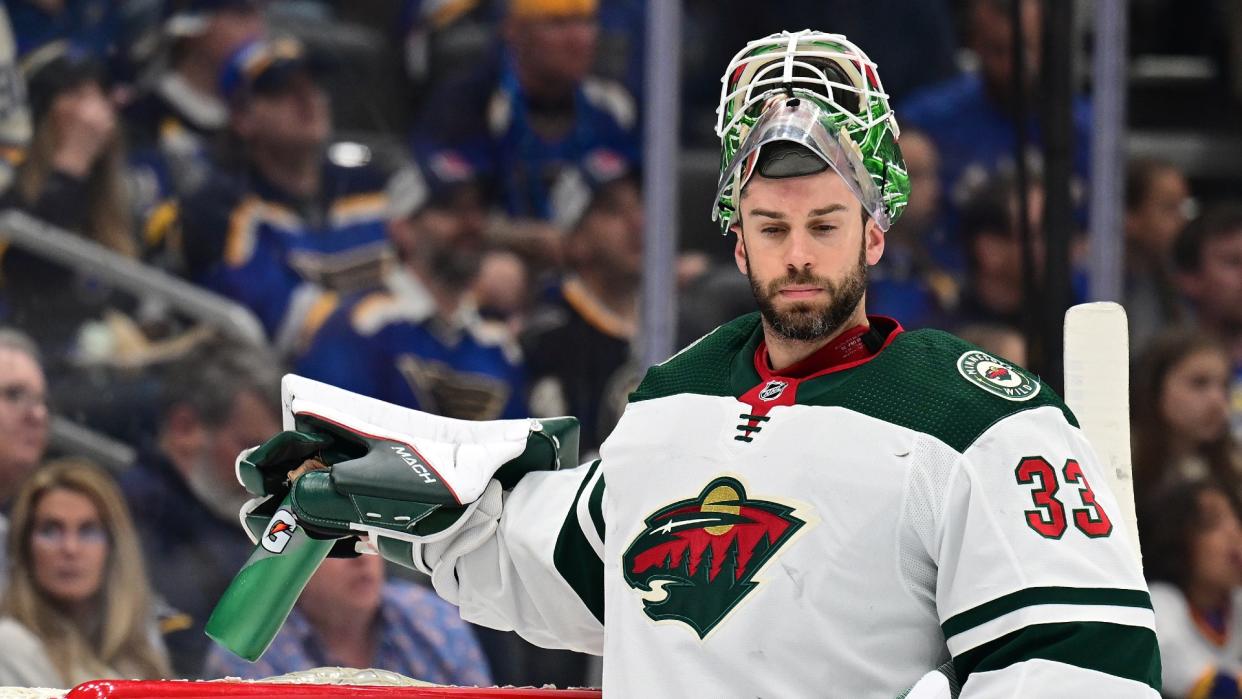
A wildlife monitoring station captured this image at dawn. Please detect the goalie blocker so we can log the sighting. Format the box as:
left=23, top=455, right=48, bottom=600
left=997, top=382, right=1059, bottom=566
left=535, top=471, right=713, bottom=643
left=206, top=376, right=580, bottom=661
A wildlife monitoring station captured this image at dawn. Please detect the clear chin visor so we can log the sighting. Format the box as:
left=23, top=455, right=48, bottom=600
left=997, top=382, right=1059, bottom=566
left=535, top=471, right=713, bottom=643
left=714, top=96, right=890, bottom=231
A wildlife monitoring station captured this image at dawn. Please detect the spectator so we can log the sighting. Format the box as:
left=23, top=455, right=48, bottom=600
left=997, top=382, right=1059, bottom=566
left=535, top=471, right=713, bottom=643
left=523, top=179, right=643, bottom=455
left=474, top=248, right=531, bottom=337
left=295, top=168, right=526, bottom=423
left=1141, top=480, right=1242, bottom=699
left=0, top=328, right=48, bottom=585
left=1131, top=329, right=1239, bottom=504
left=1125, top=158, right=1194, bottom=347
left=2, top=42, right=136, bottom=361
left=176, top=36, right=393, bottom=345
left=944, top=173, right=1044, bottom=332
left=866, top=129, right=957, bottom=329
left=126, top=0, right=266, bottom=217
left=205, top=554, right=491, bottom=686
left=0, top=329, right=49, bottom=511
left=7, top=1, right=123, bottom=60
left=117, top=345, right=280, bottom=678
left=899, top=0, right=1091, bottom=272
left=0, top=458, right=170, bottom=687
left=956, top=323, right=1026, bottom=367
left=1173, top=205, right=1242, bottom=442
left=413, top=0, right=638, bottom=258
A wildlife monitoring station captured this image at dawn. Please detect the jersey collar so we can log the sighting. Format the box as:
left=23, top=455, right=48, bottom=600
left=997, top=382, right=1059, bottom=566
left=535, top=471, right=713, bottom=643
left=754, top=315, right=903, bottom=381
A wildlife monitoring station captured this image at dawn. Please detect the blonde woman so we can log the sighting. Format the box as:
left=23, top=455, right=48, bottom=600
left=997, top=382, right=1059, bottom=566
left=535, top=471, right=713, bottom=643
left=0, top=459, right=169, bottom=687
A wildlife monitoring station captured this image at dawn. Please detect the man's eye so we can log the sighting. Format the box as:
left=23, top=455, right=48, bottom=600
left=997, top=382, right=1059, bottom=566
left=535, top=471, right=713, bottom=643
left=814, top=225, right=837, bottom=233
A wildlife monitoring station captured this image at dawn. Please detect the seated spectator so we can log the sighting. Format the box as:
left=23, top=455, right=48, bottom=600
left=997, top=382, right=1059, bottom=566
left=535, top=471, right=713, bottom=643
left=413, top=0, right=638, bottom=259
left=1, top=42, right=137, bottom=362
left=0, top=328, right=49, bottom=583
left=1125, top=158, right=1193, bottom=347
left=7, top=1, right=124, bottom=60
left=866, top=129, right=957, bottom=329
left=126, top=0, right=266, bottom=217
left=474, top=248, right=531, bottom=337
left=176, top=37, right=394, bottom=344
left=0, top=458, right=170, bottom=687
left=1173, top=205, right=1242, bottom=442
left=956, top=323, right=1026, bottom=367
left=524, top=179, right=643, bottom=455
left=943, top=173, right=1044, bottom=332
left=1131, top=329, right=1240, bottom=503
left=1141, top=480, right=1242, bottom=699
left=295, top=170, right=525, bottom=423
left=899, top=0, right=1090, bottom=273
left=118, top=344, right=280, bottom=678
left=204, top=554, right=491, bottom=686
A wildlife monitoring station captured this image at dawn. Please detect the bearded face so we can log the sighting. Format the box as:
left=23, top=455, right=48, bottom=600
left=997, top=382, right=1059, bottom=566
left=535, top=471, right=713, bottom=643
left=745, top=233, right=868, bottom=342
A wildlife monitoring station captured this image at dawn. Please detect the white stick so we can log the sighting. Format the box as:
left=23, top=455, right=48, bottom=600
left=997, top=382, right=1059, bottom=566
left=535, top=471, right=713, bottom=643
left=1063, top=302, right=1140, bottom=568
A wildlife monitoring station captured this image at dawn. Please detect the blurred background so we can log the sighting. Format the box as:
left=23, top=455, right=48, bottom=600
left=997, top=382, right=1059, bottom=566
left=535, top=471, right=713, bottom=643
left=0, top=0, right=1239, bottom=696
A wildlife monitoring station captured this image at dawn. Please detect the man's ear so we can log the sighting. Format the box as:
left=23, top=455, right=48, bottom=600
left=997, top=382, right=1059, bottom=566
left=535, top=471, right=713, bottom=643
left=865, top=218, right=885, bottom=266
left=732, top=224, right=748, bottom=275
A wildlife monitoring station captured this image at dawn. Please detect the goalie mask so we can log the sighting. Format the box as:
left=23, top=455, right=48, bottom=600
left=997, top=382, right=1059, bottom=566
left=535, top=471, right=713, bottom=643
left=714, top=30, right=910, bottom=233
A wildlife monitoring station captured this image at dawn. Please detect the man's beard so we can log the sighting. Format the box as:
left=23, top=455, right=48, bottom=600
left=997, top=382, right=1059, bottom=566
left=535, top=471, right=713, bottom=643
left=747, top=241, right=868, bottom=342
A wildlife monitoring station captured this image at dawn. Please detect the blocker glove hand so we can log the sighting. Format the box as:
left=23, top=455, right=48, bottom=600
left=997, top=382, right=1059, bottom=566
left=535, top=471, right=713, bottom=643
left=234, top=386, right=579, bottom=564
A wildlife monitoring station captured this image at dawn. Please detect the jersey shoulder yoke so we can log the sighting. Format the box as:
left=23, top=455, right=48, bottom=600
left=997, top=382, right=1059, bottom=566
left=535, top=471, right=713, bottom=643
left=629, top=313, right=761, bottom=403
left=834, top=328, right=1078, bottom=452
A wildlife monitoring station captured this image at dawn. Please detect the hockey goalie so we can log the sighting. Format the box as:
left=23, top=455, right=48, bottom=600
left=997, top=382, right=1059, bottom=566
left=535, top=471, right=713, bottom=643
left=223, top=31, right=1160, bottom=698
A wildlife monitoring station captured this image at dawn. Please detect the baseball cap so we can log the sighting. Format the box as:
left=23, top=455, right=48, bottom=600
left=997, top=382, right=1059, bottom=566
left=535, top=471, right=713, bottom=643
left=508, top=0, right=598, bottom=19
left=165, top=0, right=262, bottom=37
left=219, top=37, right=324, bottom=103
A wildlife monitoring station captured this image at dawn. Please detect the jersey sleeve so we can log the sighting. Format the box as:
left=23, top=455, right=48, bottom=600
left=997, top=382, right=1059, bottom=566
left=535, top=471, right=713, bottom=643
left=449, top=459, right=605, bottom=655
left=917, top=405, right=1161, bottom=697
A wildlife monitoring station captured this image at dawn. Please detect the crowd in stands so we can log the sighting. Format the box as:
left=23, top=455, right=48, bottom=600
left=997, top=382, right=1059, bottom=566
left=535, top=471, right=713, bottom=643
left=0, top=0, right=1239, bottom=695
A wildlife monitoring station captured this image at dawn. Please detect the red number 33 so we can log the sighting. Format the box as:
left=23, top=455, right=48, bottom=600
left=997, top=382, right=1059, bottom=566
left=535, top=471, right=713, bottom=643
left=1014, top=456, right=1113, bottom=539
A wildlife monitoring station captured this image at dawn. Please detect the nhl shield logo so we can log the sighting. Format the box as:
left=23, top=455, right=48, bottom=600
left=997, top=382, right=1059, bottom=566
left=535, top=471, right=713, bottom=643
left=957, top=350, right=1040, bottom=402
left=758, top=380, right=788, bottom=402
left=621, top=477, right=806, bottom=639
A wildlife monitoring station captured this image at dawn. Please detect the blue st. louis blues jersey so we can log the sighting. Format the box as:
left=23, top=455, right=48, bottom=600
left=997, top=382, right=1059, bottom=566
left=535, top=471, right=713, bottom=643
left=178, top=161, right=393, bottom=340
left=295, top=271, right=526, bottom=422
left=414, top=52, right=638, bottom=227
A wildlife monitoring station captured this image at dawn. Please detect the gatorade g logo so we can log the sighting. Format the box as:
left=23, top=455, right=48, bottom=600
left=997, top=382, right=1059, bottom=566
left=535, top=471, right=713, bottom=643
left=622, top=477, right=806, bottom=639
left=261, top=509, right=298, bottom=554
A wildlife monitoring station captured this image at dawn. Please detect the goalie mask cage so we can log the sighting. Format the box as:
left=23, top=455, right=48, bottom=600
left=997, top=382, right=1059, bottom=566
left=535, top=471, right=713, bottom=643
left=0, top=682, right=602, bottom=699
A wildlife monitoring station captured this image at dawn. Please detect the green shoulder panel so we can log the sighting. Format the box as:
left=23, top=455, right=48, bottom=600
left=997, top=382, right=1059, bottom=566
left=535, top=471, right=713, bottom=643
left=813, top=329, right=1079, bottom=453
left=629, top=313, right=763, bottom=403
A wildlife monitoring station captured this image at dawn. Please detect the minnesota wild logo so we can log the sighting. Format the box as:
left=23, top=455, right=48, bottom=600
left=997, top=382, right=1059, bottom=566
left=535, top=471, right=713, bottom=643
left=957, top=350, right=1040, bottom=402
left=621, top=477, right=805, bottom=639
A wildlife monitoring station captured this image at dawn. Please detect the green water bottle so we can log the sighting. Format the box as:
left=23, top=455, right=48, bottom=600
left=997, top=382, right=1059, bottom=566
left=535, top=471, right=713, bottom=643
left=204, top=494, right=334, bottom=661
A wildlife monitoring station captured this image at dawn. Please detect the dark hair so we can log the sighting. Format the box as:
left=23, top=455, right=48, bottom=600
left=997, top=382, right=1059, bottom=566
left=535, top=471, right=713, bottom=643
left=158, top=342, right=280, bottom=428
left=1125, top=158, right=1179, bottom=212
left=1173, top=203, right=1242, bottom=274
left=958, top=172, right=1027, bottom=272
left=1139, top=479, right=1240, bottom=593
left=1131, top=328, right=1238, bottom=501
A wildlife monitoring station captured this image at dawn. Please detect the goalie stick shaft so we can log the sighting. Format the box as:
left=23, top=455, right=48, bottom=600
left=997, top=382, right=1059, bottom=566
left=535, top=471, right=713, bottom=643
left=1062, top=302, right=1140, bottom=568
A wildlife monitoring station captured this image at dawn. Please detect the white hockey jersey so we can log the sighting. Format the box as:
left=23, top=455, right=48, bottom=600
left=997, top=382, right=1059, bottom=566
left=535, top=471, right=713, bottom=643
left=448, top=314, right=1160, bottom=697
